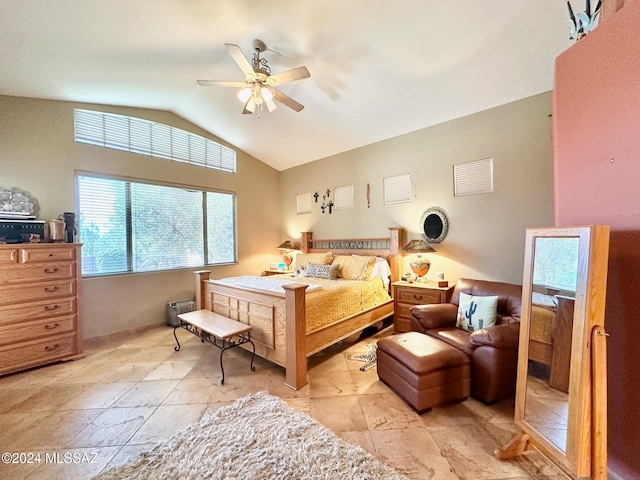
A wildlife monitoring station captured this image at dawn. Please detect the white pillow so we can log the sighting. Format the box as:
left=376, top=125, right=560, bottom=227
left=363, top=256, right=392, bottom=287
left=456, top=293, right=498, bottom=332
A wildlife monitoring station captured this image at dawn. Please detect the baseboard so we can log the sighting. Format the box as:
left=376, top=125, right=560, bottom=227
left=84, top=321, right=166, bottom=346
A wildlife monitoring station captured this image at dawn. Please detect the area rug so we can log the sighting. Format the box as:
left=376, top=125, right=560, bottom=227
left=92, top=391, right=407, bottom=480
left=348, top=343, right=378, bottom=371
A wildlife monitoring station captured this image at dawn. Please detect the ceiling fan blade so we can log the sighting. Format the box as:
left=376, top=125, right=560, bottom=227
left=197, top=80, right=247, bottom=88
left=243, top=98, right=256, bottom=115
left=225, top=43, right=256, bottom=80
left=267, top=66, right=310, bottom=86
left=272, top=89, right=304, bottom=112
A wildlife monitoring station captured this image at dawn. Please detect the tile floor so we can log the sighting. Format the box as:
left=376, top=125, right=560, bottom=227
left=0, top=325, right=568, bottom=479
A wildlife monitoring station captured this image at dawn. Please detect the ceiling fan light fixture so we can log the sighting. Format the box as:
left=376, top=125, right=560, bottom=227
left=237, top=87, right=252, bottom=102
left=262, top=87, right=274, bottom=102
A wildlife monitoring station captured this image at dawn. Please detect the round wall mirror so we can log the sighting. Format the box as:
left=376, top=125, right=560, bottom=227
left=420, top=206, right=449, bottom=243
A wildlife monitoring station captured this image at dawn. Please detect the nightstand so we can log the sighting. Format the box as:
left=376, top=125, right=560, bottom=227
left=392, top=281, right=455, bottom=333
left=263, top=269, right=290, bottom=276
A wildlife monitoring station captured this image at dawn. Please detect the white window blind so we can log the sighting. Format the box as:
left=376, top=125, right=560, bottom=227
left=334, top=184, right=354, bottom=210
left=74, top=109, right=236, bottom=173
left=454, top=158, right=493, bottom=196
left=384, top=173, right=412, bottom=205
left=77, top=174, right=236, bottom=276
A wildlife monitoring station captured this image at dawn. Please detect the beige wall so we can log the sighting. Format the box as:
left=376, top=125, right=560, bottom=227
left=280, top=92, right=554, bottom=284
left=0, top=95, right=281, bottom=339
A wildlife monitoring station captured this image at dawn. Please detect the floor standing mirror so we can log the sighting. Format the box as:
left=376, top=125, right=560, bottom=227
left=496, top=226, right=610, bottom=479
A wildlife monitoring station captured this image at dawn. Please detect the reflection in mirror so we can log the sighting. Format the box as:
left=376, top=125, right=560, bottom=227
left=420, top=206, right=448, bottom=243
left=495, top=226, right=610, bottom=480
left=524, top=237, right=579, bottom=453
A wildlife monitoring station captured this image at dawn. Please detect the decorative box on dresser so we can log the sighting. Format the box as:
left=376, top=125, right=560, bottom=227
left=392, top=281, right=455, bottom=333
left=0, top=243, right=83, bottom=376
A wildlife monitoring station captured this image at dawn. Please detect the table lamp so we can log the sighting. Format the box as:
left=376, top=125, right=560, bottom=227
left=277, top=240, right=296, bottom=270
left=402, top=239, right=435, bottom=281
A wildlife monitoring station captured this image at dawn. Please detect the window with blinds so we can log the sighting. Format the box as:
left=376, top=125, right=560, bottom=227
left=74, top=109, right=236, bottom=173
left=533, top=237, right=579, bottom=292
left=76, top=174, right=237, bottom=276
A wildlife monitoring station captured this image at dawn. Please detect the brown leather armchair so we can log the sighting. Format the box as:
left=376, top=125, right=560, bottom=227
left=410, top=278, right=522, bottom=404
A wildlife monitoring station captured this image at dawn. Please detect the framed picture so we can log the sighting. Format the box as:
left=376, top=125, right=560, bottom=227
left=296, top=193, right=312, bottom=214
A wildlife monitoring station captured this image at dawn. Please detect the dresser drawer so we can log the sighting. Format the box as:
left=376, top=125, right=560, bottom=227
left=0, top=279, right=76, bottom=306
left=0, top=297, right=77, bottom=326
left=0, top=333, right=77, bottom=375
left=0, top=315, right=76, bottom=346
left=396, top=287, right=443, bottom=305
left=0, top=248, right=18, bottom=264
left=0, top=262, right=75, bottom=285
left=20, top=246, right=76, bottom=263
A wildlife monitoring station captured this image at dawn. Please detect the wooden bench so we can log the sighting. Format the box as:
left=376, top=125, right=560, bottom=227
left=173, top=309, right=255, bottom=384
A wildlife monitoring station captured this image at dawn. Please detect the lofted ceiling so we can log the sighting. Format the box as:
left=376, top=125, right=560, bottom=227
left=0, top=1, right=572, bottom=171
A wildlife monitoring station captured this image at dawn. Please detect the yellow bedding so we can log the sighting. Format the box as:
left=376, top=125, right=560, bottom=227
left=268, top=274, right=391, bottom=332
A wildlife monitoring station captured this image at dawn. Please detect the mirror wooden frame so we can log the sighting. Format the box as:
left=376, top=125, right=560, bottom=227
left=496, top=225, right=610, bottom=479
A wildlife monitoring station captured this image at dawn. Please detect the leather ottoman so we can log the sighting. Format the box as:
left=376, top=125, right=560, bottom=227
left=377, top=332, right=470, bottom=413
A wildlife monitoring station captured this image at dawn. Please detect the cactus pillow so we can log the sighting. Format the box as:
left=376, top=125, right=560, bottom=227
left=456, top=293, right=499, bottom=332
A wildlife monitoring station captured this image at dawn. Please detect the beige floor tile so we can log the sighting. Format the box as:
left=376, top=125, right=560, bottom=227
left=350, top=368, right=393, bottom=395
left=359, top=393, right=425, bottom=430
left=309, top=395, right=368, bottom=432
left=10, top=409, right=105, bottom=451
left=127, top=403, right=208, bottom=445
left=59, top=382, right=136, bottom=410
left=142, top=360, right=199, bottom=381
left=0, top=326, right=565, bottom=480
left=22, top=446, right=120, bottom=480
left=100, top=443, right=156, bottom=471
left=370, top=427, right=460, bottom=480
left=9, top=384, right=90, bottom=413
left=337, top=430, right=376, bottom=455
left=112, top=379, right=179, bottom=407
left=71, top=406, right=157, bottom=447
left=308, top=370, right=358, bottom=397
left=429, top=424, right=532, bottom=479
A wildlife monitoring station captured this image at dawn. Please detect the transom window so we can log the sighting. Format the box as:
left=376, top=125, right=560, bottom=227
left=74, top=109, right=236, bottom=173
left=76, top=174, right=236, bottom=276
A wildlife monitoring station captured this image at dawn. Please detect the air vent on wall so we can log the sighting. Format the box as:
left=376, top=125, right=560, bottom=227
left=453, top=158, right=493, bottom=196
left=383, top=173, right=412, bottom=205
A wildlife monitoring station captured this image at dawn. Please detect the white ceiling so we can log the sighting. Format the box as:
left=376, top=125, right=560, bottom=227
left=0, top=1, right=572, bottom=171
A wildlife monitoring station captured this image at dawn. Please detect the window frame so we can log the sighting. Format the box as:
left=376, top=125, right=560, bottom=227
left=75, top=171, right=237, bottom=278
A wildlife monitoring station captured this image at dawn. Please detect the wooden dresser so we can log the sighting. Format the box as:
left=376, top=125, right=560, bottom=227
left=392, top=281, right=454, bottom=333
left=0, top=243, right=83, bottom=376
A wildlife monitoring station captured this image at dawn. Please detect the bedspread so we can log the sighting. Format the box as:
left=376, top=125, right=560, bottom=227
left=245, top=274, right=390, bottom=333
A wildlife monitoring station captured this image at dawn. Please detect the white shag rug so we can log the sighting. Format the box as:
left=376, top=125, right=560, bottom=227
left=93, top=391, right=408, bottom=480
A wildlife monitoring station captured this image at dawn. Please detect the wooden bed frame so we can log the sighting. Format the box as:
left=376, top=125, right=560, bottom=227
left=194, top=227, right=404, bottom=390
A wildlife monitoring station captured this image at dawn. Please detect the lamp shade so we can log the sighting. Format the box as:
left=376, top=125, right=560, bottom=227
left=402, top=239, right=436, bottom=253
left=277, top=240, right=296, bottom=250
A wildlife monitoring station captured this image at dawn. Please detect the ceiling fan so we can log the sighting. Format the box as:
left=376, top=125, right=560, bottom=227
left=197, top=39, right=310, bottom=115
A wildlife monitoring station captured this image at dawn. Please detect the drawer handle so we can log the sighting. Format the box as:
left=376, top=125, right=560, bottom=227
left=44, top=304, right=59, bottom=311
left=44, top=344, right=59, bottom=351
left=49, top=253, right=53, bottom=257
left=44, top=286, right=58, bottom=292
left=44, top=323, right=60, bottom=330
left=44, top=267, right=59, bottom=274
left=413, top=294, right=423, bottom=300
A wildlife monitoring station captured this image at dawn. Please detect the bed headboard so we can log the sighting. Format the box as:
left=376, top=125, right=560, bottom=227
left=300, top=227, right=404, bottom=284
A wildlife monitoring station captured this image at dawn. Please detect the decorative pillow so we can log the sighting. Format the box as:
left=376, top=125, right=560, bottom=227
left=291, top=265, right=306, bottom=277
left=456, top=293, right=499, bottom=332
left=331, top=255, right=376, bottom=280
left=293, top=252, right=332, bottom=270
left=305, top=263, right=340, bottom=280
